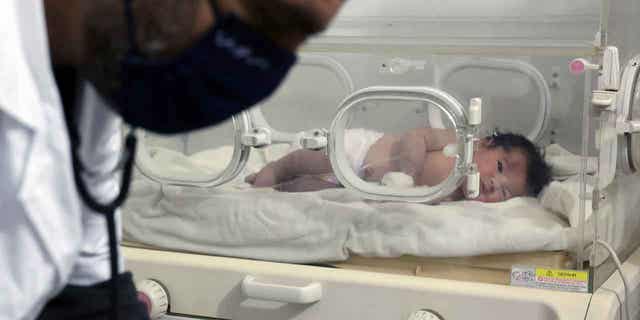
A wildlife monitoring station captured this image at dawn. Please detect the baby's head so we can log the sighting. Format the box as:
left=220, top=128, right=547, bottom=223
left=471, top=132, right=551, bottom=202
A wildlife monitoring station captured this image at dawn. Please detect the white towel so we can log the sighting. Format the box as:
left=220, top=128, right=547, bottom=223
left=544, top=144, right=597, bottom=180
left=540, top=144, right=597, bottom=229
left=123, top=145, right=575, bottom=262
left=539, top=178, right=592, bottom=228
left=123, top=181, right=572, bottom=262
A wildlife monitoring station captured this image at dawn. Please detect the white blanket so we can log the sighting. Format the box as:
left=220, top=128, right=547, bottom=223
left=544, top=144, right=597, bottom=180
left=122, top=145, right=577, bottom=263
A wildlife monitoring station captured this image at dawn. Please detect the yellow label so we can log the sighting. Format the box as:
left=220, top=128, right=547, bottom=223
left=511, top=265, right=590, bottom=292
left=535, top=268, right=589, bottom=282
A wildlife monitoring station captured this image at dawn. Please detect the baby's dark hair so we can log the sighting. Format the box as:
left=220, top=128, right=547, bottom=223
left=485, top=131, right=552, bottom=197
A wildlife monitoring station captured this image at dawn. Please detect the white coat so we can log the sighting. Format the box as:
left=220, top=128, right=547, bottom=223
left=0, top=1, right=123, bottom=319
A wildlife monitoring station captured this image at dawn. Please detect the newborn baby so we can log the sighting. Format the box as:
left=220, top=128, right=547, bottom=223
left=246, top=128, right=551, bottom=202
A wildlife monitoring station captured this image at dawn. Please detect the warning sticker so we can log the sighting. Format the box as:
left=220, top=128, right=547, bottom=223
left=510, top=265, right=590, bottom=293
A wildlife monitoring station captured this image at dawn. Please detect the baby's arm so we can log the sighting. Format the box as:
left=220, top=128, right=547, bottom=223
left=395, top=128, right=457, bottom=173
left=246, top=149, right=333, bottom=187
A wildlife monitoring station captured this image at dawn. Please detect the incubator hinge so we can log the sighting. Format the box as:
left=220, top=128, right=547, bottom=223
left=241, top=127, right=272, bottom=148
left=299, top=129, right=328, bottom=150
left=592, top=90, right=617, bottom=110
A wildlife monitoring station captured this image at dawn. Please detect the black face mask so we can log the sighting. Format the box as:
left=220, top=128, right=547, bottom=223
left=110, top=0, right=297, bottom=134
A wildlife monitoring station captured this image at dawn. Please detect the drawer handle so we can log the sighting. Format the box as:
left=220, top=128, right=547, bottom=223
left=241, top=276, right=322, bottom=304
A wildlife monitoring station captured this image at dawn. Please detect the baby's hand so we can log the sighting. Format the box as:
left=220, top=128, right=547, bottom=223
left=245, top=164, right=279, bottom=187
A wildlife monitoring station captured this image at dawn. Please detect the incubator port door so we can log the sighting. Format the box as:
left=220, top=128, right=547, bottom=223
left=328, top=86, right=481, bottom=203
left=124, top=247, right=591, bottom=320
left=133, top=112, right=252, bottom=188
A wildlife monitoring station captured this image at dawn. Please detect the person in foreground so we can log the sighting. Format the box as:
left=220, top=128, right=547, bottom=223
left=2, top=0, right=343, bottom=319
left=246, top=128, right=552, bottom=202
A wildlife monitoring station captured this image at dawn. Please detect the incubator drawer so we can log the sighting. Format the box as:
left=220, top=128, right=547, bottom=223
left=124, top=246, right=590, bottom=320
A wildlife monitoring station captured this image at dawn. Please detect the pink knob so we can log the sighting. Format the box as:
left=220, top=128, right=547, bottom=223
left=570, top=59, right=586, bottom=75
left=570, top=58, right=599, bottom=75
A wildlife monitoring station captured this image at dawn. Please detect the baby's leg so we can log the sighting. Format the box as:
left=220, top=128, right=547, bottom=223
left=246, top=149, right=333, bottom=188
left=245, top=164, right=279, bottom=187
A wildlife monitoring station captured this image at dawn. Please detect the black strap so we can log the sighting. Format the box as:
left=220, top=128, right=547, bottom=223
left=54, top=66, right=138, bottom=320
left=123, top=0, right=140, bottom=54
left=67, top=98, right=138, bottom=320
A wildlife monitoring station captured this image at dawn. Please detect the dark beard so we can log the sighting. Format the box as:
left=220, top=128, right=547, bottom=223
left=237, top=0, right=328, bottom=36
left=80, top=0, right=199, bottom=100
left=81, top=1, right=129, bottom=100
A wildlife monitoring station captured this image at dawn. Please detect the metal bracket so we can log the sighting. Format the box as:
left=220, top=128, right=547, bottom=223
left=300, top=129, right=329, bottom=150
left=241, top=127, right=272, bottom=148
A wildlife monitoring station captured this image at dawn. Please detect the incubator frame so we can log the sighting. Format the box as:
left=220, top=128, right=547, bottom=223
left=328, top=86, right=480, bottom=203
left=134, top=86, right=481, bottom=204
left=134, top=112, right=252, bottom=188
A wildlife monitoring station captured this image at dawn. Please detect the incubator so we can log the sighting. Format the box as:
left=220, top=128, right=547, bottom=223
left=122, top=0, right=640, bottom=319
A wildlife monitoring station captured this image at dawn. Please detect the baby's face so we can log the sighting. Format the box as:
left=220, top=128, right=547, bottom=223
left=470, top=146, right=528, bottom=202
